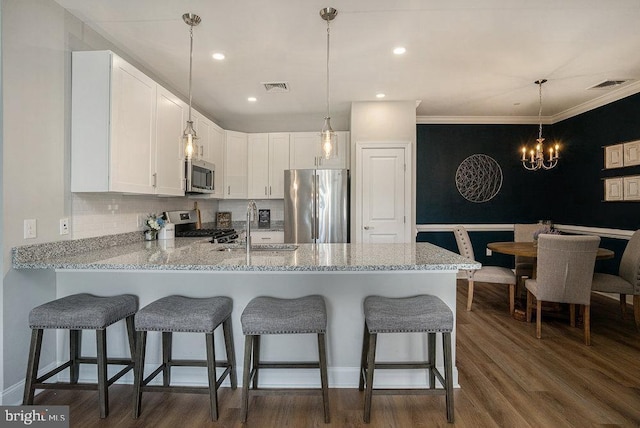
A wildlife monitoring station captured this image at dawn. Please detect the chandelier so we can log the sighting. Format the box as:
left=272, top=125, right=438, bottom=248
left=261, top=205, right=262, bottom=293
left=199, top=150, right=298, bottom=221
left=182, top=13, right=201, bottom=161
left=521, top=79, right=559, bottom=171
left=319, top=7, right=338, bottom=159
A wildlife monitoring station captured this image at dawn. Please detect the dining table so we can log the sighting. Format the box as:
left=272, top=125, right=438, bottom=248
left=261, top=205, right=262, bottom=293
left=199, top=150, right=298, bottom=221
left=487, top=241, right=615, bottom=320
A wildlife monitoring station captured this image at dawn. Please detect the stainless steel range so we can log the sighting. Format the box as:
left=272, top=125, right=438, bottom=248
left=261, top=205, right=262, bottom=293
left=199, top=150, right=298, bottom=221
left=164, top=210, right=238, bottom=243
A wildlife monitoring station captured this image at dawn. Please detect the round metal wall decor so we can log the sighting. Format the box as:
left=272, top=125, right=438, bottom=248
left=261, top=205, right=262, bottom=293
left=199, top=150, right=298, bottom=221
left=455, top=154, right=503, bottom=203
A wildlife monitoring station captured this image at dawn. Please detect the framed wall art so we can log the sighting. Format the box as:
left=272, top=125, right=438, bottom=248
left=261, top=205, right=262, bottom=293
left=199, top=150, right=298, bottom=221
left=604, top=178, right=623, bottom=201
left=623, top=140, right=640, bottom=166
left=623, top=175, right=640, bottom=200
left=604, top=144, right=623, bottom=169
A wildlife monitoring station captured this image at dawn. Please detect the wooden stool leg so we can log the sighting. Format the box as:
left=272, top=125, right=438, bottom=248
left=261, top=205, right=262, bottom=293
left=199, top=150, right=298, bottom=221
left=317, top=332, right=330, bottom=423
left=466, top=279, right=475, bottom=311
left=443, top=332, right=454, bottom=423
left=633, top=295, right=640, bottom=330
left=132, top=331, right=146, bottom=419
left=358, top=323, right=369, bottom=391
left=222, top=317, right=237, bottom=389
left=620, top=294, right=627, bottom=318
left=241, top=335, right=253, bottom=422
left=69, top=329, right=81, bottom=384
left=206, top=333, right=219, bottom=421
left=363, top=332, right=377, bottom=423
left=23, top=329, right=43, bottom=405
left=584, top=305, right=591, bottom=346
left=428, top=332, right=436, bottom=388
left=570, top=304, right=576, bottom=328
left=162, top=332, right=172, bottom=386
left=96, top=329, right=108, bottom=418
left=125, top=315, right=136, bottom=359
left=536, top=300, right=543, bottom=339
left=251, top=335, right=261, bottom=389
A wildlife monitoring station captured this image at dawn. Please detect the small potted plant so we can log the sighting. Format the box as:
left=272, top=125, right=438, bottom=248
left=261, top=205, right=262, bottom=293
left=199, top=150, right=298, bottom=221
left=144, top=214, right=165, bottom=241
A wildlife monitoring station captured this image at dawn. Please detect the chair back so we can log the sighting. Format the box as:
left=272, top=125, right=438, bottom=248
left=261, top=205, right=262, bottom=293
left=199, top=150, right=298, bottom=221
left=453, top=226, right=475, bottom=259
left=514, top=223, right=540, bottom=242
left=619, top=230, right=640, bottom=293
left=535, top=234, right=600, bottom=305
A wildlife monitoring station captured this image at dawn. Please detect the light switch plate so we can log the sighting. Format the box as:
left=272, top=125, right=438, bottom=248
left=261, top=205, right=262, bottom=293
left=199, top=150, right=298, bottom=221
left=60, top=218, right=69, bottom=235
left=486, top=248, right=492, bottom=256
left=24, top=219, right=37, bottom=239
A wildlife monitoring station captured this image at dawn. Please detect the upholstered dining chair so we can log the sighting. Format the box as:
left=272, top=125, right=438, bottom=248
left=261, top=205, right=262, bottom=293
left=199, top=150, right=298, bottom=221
left=453, top=226, right=517, bottom=313
left=514, top=223, right=540, bottom=286
left=591, top=230, right=640, bottom=329
left=525, top=234, right=600, bottom=345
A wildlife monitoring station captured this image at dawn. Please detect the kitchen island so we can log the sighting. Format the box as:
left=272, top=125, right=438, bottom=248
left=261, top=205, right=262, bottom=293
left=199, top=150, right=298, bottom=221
left=13, top=237, right=479, bottom=388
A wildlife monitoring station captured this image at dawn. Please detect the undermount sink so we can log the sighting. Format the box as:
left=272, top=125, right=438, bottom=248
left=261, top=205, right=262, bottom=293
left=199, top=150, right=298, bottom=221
left=251, top=244, right=298, bottom=251
left=216, top=244, right=298, bottom=252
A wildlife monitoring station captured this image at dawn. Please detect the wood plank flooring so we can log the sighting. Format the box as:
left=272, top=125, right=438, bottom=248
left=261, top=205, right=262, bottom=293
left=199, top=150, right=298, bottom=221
left=31, top=281, right=640, bottom=427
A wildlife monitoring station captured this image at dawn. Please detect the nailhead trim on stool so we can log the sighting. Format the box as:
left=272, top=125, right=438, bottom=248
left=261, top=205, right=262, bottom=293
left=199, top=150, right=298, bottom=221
left=23, top=293, right=138, bottom=419
left=132, top=295, right=237, bottom=421
left=240, top=295, right=330, bottom=423
left=359, top=295, right=455, bottom=424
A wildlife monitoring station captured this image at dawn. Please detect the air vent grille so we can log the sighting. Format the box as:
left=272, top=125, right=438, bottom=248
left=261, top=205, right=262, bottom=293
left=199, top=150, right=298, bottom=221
left=589, top=80, right=630, bottom=89
left=262, top=82, right=289, bottom=93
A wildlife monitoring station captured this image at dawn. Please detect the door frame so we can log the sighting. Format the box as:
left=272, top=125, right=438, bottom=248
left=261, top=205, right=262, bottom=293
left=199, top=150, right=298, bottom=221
left=354, top=141, right=412, bottom=243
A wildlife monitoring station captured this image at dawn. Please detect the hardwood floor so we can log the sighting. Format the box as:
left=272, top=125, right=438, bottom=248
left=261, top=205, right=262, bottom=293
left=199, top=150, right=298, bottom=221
left=32, top=281, right=640, bottom=427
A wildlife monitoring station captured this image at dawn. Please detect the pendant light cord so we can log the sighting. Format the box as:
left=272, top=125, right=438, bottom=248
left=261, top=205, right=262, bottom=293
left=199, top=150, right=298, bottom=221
left=188, top=24, right=194, bottom=122
left=538, top=80, right=543, bottom=141
left=325, top=21, right=331, bottom=119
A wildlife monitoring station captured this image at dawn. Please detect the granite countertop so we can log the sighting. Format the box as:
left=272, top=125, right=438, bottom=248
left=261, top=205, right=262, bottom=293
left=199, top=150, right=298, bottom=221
left=12, top=235, right=480, bottom=272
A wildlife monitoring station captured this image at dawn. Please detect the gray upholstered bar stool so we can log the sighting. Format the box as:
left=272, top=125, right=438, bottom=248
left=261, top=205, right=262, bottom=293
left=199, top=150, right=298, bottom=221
left=241, top=295, right=330, bottom=423
left=359, top=295, right=454, bottom=423
left=132, top=295, right=236, bottom=421
left=23, top=293, right=138, bottom=419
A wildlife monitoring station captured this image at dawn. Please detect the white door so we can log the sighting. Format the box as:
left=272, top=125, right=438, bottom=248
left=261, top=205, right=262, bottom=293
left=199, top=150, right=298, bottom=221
left=359, top=146, right=409, bottom=243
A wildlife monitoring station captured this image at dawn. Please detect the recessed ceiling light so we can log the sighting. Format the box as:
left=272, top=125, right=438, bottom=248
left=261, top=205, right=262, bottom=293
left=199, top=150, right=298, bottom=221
left=212, top=52, right=225, bottom=60
left=376, top=93, right=385, bottom=99
left=393, top=47, right=406, bottom=55
left=247, top=97, right=257, bottom=102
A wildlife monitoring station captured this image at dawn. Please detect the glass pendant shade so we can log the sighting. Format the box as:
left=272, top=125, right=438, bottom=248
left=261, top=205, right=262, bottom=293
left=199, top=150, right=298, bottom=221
left=183, top=120, right=198, bottom=160
left=321, top=117, right=337, bottom=159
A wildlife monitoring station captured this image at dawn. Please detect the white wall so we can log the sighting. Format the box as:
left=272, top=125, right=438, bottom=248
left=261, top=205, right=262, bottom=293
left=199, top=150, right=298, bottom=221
left=349, top=101, right=417, bottom=242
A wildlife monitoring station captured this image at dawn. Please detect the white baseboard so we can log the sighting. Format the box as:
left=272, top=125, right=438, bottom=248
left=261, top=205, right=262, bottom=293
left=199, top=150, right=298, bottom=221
left=1, top=362, right=57, bottom=406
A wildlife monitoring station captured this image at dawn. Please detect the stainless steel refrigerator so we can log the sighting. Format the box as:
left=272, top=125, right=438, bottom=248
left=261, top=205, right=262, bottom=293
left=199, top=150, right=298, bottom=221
left=284, top=169, right=349, bottom=243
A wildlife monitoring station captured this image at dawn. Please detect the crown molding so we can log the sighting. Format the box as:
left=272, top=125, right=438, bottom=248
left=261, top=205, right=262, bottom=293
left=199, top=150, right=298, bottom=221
left=417, top=81, right=640, bottom=125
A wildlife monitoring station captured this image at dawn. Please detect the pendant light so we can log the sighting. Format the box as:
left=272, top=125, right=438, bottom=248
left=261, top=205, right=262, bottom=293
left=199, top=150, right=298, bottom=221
left=320, top=7, right=338, bottom=159
left=182, top=13, right=201, bottom=161
left=521, top=79, right=559, bottom=171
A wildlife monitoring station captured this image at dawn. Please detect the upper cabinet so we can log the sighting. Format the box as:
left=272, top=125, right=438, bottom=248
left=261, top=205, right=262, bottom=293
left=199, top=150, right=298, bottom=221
left=155, top=86, right=187, bottom=196
left=71, top=51, right=185, bottom=196
left=224, top=130, right=248, bottom=198
left=289, top=131, right=350, bottom=170
left=248, top=133, right=290, bottom=199
left=191, top=111, right=225, bottom=198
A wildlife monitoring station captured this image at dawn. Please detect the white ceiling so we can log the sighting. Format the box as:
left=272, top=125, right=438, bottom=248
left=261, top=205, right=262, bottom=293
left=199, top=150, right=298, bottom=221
left=54, top=0, right=640, bottom=132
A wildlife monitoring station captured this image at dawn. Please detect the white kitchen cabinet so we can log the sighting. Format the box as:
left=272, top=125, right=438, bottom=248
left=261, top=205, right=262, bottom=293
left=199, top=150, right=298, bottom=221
left=251, top=230, right=284, bottom=244
left=289, top=131, right=350, bottom=170
left=224, top=130, right=248, bottom=198
left=155, top=85, right=187, bottom=196
left=247, top=133, right=290, bottom=199
left=71, top=50, right=185, bottom=196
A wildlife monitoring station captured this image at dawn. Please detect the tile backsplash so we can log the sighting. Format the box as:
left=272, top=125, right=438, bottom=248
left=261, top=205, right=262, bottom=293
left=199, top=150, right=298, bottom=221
left=71, top=194, right=220, bottom=239
left=70, top=194, right=284, bottom=239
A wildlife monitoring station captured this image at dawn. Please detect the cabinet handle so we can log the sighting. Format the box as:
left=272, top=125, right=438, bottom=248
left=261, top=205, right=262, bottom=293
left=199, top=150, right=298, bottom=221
left=269, top=186, right=272, bottom=195
left=152, top=173, right=157, bottom=187
left=364, top=226, right=373, bottom=230
left=261, top=237, right=271, bottom=240
left=265, top=186, right=267, bottom=196
left=228, top=185, right=230, bottom=195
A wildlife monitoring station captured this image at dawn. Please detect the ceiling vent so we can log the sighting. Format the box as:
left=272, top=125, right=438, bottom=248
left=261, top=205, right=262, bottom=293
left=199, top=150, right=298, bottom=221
left=262, top=82, right=290, bottom=93
left=588, top=79, right=630, bottom=90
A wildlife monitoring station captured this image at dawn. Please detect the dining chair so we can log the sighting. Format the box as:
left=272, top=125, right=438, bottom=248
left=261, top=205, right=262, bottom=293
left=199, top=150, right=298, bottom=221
left=591, top=229, right=640, bottom=329
left=525, top=234, right=600, bottom=345
left=453, top=226, right=517, bottom=313
left=514, top=223, right=540, bottom=286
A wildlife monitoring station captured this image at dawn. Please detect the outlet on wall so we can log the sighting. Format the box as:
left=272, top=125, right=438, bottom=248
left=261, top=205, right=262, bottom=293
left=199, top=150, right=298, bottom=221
left=24, top=219, right=37, bottom=239
left=486, top=248, right=492, bottom=256
left=60, top=218, right=69, bottom=235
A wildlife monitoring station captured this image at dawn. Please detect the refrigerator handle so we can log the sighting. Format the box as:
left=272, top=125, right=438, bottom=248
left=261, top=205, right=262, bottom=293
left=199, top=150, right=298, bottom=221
left=314, top=173, right=319, bottom=240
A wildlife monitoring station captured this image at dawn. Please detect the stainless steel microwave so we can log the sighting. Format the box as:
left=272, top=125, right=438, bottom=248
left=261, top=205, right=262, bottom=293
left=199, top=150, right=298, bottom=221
left=185, top=159, right=215, bottom=194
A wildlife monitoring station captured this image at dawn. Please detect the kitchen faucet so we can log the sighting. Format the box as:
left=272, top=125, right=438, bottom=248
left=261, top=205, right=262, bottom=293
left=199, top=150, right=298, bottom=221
left=246, top=200, right=257, bottom=258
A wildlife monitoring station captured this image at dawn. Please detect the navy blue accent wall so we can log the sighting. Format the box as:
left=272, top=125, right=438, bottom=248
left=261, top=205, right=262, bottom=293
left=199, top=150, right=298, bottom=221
left=416, top=92, right=640, bottom=273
